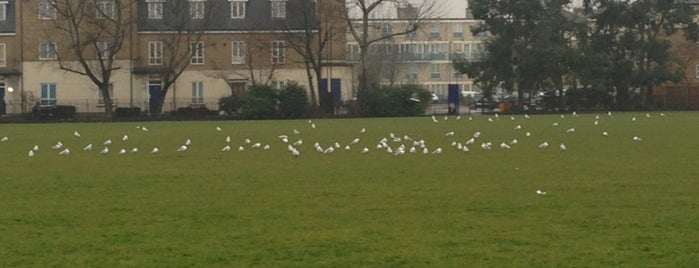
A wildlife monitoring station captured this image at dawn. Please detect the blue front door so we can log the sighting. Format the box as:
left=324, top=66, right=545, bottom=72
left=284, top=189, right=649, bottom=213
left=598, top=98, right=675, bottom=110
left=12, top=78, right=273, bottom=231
left=0, top=83, right=6, bottom=115
left=148, top=81, right=162, bottom=113
left=330, top=79, right=341, bottom=103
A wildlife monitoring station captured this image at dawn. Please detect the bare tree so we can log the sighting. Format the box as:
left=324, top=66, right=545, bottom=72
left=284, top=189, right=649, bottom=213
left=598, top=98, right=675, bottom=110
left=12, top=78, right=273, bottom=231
left=206, top=34, right=281, bottom=94
left=47, top=0, right=134, bottom=116
left=341, top=0, right=442, bottom=94
left=148, top=0, right=220, bottom=115
left=282, top=0, right=346, bottom=114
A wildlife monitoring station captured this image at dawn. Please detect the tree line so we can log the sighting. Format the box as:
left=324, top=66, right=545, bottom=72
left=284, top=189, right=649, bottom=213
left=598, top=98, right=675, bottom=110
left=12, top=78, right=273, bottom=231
left=454, top=0, right=699, bottom=111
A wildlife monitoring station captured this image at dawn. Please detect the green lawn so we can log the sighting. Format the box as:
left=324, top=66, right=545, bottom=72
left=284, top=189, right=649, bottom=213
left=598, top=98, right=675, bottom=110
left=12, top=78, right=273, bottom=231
left=1, top=112, right=698, bottom=267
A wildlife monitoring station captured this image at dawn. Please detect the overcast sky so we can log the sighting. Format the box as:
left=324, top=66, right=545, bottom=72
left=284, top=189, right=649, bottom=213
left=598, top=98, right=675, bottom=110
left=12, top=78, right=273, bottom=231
left=442, top=0, right=584, bottom=18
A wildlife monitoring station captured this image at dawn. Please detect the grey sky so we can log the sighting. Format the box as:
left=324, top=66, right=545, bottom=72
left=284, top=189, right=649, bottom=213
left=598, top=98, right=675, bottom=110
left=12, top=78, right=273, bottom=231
left=443, top=0, right=584, bottom=18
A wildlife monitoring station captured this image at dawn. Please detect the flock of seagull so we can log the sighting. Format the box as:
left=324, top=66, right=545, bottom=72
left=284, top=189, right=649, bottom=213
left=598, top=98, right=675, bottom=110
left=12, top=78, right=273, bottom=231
left=1, top=111, right=659, bottom=163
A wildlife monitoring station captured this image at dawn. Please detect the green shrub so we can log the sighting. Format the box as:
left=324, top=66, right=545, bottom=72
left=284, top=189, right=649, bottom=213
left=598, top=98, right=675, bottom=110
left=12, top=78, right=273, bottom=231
left=218, top=95, right=241, bottom=115
left=278, top=82, right=309, bottom=118
left=115, top=107, right=141, bottom=117
left=173, top=106, right=216, bottom=117
left=239, top=85, right=279, bottom=119
left=358, top=84, right=431, bottom=117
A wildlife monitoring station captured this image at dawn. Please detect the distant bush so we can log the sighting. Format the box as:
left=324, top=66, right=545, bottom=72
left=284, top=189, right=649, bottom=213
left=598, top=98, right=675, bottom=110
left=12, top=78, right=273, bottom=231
left=239, top=85, right=279, bottom=119
left=32, top=105, right=76, bottom=119
left=358, top=84, right=431, bottom=117
left=115, top=107, right=141, bottom=118
left=218, top=95, right=241, bottom=116
left=173, top=106, right=217, bottom=117
left=278, top=82, right=309, bottom=118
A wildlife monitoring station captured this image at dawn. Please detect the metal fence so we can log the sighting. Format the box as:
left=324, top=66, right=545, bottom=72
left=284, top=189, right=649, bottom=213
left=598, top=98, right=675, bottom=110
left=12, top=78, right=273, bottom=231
left=2, top=98, right=223, bottom=116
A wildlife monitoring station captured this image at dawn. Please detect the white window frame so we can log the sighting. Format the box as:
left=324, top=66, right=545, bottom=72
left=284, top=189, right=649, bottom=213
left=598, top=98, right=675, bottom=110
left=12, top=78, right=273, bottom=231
left=430, top=23, right=441, bottom=39
left=189, top=0, right=205, bottom=19
left=39, top=1, right=57, bottom=20
left=40, top=83, right=57, bottom=107
left=452, top=23, right=463, bottom=38
left=696, top=64, right=699, bottom=79
left=39, top=42, right=57, bottom=60
left=0, top=1, right=7, bottom=21
left=430, top=64, right=441, bottom=79
left=96, top=41, right=112, bottom=59
left=271, top=40, right=285, bottom=64
left=0, top=43, right=5, bottom=67
left=270, top=0, right=286, bottom=19
left=231, top=41, right=246, bottom=64
left=96, top=0, right=115, bottom=19
left=191, top=81, right=204, bottom=104
left=149, top=41, right=163, bottom=65
left=190, top=41, right=204, bottom=65
left=230, top=0, right=246, bottom=19
left=146, top=0, right=164, bottom=19
left=97, top=84, right=115, bottom=105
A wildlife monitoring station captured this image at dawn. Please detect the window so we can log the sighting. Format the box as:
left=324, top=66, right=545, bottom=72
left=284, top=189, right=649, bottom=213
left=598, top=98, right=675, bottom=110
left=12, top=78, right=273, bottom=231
left=231, top=41, right=246, bottom=64
left=696, top=64, right=699, bottom=79
left=96, top=41, right=112, bottom=59
left=0, top=1, right=6, bottom=21
left=0, top=43, right=5, bottom=67
left=271, top=40, right=285, bottom=64
left=190, top=41, right=204, bottom=65
left=230, top=0, right=246, bottom=18
left=453, top=23, right=463, bottom=38
left=430, top=23, right=440, bottom=39
left=189, top=0, right=205, bottom=19
left=430, top=64, right=441, bottom=79
left=41, top=83, right=57, bottom=106
left=271, top=0, right=286, bottom=19
left=39, top=42, right=57, bottom=60
left=39, top=1, right=57, bottom=19
left=147, top=0, right=164, bottom=19
left=381, top=24, right=392, bottom=37
left=191, top=82, right=204, bottom=104
left=97, top=84, right=114, bottom=105
left=96, top=0, right=115, bottom=19
left=149, top=41, right=162, bottom=65
left=272, top=80, right=287, bottom=90
left=404, top=64, right=417, bottom=81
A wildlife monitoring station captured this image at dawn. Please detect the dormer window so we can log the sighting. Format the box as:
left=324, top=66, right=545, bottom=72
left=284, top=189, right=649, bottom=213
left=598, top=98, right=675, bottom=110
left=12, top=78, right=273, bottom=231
left=270, top=0, right=286, bottom=19
left=189, top=0, right=205, bottom=19
left=229, top=0, right=246, bottom=19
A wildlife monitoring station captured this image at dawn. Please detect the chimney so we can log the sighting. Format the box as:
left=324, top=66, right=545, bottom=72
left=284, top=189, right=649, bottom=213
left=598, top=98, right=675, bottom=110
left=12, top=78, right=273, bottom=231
left=397, top=4, right=417, bottom=19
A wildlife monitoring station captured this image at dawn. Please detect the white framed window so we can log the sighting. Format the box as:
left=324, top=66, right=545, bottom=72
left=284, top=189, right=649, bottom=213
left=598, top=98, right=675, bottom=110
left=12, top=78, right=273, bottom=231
left=230, top=0, right=246, bottom=19
left=96, top=41, right=112, bottom=59
left=97, top=84, right=114, bottom=105
left=273, top=80, right=287, bottom=90
left=40, top=83, right=57, bottom=106
left=96, top=0, right=115, bottom=19
left=231, top=41, right=246, bottom=64
left=149, top=41, right=162, bottom=65
left=190, top=41, right=204, bottom=65
left=695, top=64, right=699, bottom=79
left=453, top=23, right=463, bottom=38
left=0, top=1, right=7, bottom=21
left=147, top=0, right=164, bottom=19
left=271, top=40, right=285, bottom=64
left=430, top=64, right=441, bottom=79
left=189, top=0, right=205, bottom=19
left=381, top=24, right=392, bottom=37
left=270, top=0, right=286, bottom=19
left=39, top=42, right=57, bottom=60
left=404, top=64, right=417, bottom=81
left=39, top=1, right=57, bottom=20
left=430, top=23, right=440, bottom=39
left=0, top=43, right=5, bottom=67
left=191, top=81, right=204, bottom=104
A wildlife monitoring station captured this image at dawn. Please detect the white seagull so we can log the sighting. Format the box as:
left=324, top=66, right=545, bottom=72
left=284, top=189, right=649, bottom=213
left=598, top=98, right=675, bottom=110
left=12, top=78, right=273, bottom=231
left=151, top=147, right=159, bottom=154
left=536, top=189, right=547, bottom=195
left=33, top=145, right=39, bottom=151
left=633, top=136, right=642, bottom=141
left=222, top=145, right=231, bottom=152
left=119, top=149, right=127, bottom=155
left=560, top=143, right=567, bottom=151
left=100, top=147, right=109, bottom=154
left=73, top=131, right=81, bottom=137
left=177, top=145, right=188, bottom=152
left=566, top=128, right=575, bottom=133
left=122, top=134, right=129, bottom=141
left=602, top=131, right=609, bottom=136
left=185, top=139, right=192, bottom=146
left=59, top=148, right=70, bottom=156
left=216, top=126, right=222, bottom=131
left=83, top=144, right=93, bottom=151
left=51, top=142, right=63, bottom=150
left=103, top=139, right=112, bottom=146
left=131, top=148, right=138, bottom=153
left=538, top=142, right=549, bottom=148
left=28, top=150, right=35, bottom=157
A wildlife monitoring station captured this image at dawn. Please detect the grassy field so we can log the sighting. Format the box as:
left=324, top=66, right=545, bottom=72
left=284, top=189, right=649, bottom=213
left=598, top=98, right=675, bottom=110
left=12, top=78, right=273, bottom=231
left=0, top=112, right=698, bottom=266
